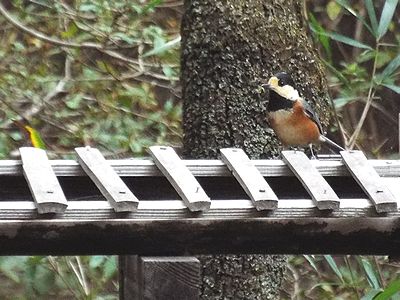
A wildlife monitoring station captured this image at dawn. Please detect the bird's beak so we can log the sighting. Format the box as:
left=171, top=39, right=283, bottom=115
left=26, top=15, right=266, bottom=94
left=261, top=84, right=270, bottom=89
left=260, top=84, right=270, bottom=93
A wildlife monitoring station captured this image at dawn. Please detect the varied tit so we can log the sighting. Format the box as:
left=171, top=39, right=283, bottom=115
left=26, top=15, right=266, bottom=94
left=262, top=72, right=344, bottom=156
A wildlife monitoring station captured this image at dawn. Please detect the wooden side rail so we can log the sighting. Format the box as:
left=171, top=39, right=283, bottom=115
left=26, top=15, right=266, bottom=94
left=0, top=199, right=399, bottom=255
left=0, top=147, right=399, bottom=256
left=1, top=158, right=400, bottom=177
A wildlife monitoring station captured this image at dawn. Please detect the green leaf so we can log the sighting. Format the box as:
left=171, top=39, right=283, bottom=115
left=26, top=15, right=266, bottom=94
left=103, top=256, right=117, bottom=280
left=304, top=255, right=318, bottom=272
left=380, top=53, right=400, bottom=80
left=324, top=255, right=344, bottom=283
left=335, top=0, right=374, bottom=35
left=382, top=84, right=400, bottom=94
left=327, top=1, right=341, bottom=20
left=25, top=126, right=46, bottom=149
left=329, top=31, right=373, bottom=49
left=374, top=278, right=400, bottom=300
left=361, top=289, right=383, bottom=300
left=377, top=0, right=398, bottom=39
left=111, top=32, right=137, bottom=45
left=334, top=96, right=357, bottom=109
left=142, top=0, right=163, bottom=14
left=375, top=51, right=393, bottom=68
left=142, top=36, right=181, bottom=57
left=66, top=94, right=83, bottom=110
left=322, top=59, right=350, bottom=87
left=361, top=258, right=381, bottom=289
left=0, top=256, right=28, bottom=283
left=365, top=0, right=379, bottom=35
left=61, top=23, right=78, bottom=39
left=311, top=28, right=373, bottom=50
left=89, top=256, right=106, bottom=269
left=79, top=4, right=98, bottom=13
left=309, top=14, right=332, bottom=59
left=162, top=65, right=177, bottom=79
left=357, top=49, right=376, bottom=63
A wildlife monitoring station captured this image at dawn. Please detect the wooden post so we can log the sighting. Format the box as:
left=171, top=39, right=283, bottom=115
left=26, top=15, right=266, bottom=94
left=119, top=256, right=200, bottom=300
left=121, top=146, right=205, bottom=300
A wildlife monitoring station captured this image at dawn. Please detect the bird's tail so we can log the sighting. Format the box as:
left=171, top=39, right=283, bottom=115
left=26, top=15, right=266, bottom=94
left=319, top=135, right=345, bottom=152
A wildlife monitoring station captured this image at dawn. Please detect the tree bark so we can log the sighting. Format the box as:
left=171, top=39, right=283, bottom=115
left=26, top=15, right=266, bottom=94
left=181, top=0, right=333, bottom=298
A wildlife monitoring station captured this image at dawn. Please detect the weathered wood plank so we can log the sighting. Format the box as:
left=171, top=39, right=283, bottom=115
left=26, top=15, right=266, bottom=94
left=0, top=217, right=399, bottom=255
left=149, top=146, right=210, bottom=211
left=341, top=151, right=398, bottom=213
left=19, top=147, right=67, bottom=214
left=0, top=197, right=386, bottom=215
left=1, top=159, right=400, bottom=178
left=119, top=256, right=140, bottom=300
left=282, top=151, right=340, bottom=210
left=75, top=147, right=138, bottom=212
left=220, top=148, right=278, bottom=210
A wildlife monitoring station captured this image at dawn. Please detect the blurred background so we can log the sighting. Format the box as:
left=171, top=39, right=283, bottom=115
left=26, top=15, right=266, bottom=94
left=0, top=0, right=399, bottom=299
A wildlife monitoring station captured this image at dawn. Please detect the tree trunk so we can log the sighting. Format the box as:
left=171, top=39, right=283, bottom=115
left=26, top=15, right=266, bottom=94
left=181, top=0, right=332, bottom=299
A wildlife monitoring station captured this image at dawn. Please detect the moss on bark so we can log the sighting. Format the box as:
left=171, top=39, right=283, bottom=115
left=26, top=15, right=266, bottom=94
left=182, top=0, right=331, bottom=159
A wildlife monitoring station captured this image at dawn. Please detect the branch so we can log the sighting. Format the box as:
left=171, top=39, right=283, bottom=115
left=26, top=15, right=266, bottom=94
left=0, top=3, right=142, bottom=66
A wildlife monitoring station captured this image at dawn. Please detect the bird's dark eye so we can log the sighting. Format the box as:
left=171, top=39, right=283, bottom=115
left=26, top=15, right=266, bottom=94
left=274, top=72, right=295, bottom=88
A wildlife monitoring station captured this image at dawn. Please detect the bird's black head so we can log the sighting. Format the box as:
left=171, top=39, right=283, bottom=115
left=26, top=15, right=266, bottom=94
left=262, top=71, right=299, bottom=112
left=274, top=72, right=296, bottom=88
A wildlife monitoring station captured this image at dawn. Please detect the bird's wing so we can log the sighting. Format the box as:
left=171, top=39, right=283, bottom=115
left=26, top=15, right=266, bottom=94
left=299, top=98, right=323, bottom=134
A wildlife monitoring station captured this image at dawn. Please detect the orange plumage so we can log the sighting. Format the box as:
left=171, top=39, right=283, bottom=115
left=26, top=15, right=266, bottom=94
left=268, top=100, right=320, bottom=147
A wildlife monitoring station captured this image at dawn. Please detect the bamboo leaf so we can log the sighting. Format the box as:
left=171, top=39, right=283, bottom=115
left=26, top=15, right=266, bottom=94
left=335, top=0, right=374, bottom=35
left=361, top=258, right=381, bottom=289
left=142, top=0, right=163, bottom=14
left=361, top=289, right=383, bottom=300
left=304, top=255, right=319, bottom=272
left=314, top=29, right=373, bottom=50
left=377, top=0, right=398, bottom=39
left=324, top=255, right=344, bottom=283
left=309, top=14, right=332, bottom=59
left=328, top=31, right=372, bottom=49
left=380, top=53, right=400, bottom=80
left=382, top=84, right=400, bottom=94
left=374, top=278, right=400, bottom=300
left=365, top=0, right=379, bottom=35
left=322, top=59, right=351, bottom=88
left=142, top=36, right=181, bottom=57
left=334, top=96, right=358, bottom=109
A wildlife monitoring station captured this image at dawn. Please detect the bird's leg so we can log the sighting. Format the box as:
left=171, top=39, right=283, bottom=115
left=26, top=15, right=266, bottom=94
left=278, top=145, right=285, bottom=159
left=308, top=144, right=317, bottom=159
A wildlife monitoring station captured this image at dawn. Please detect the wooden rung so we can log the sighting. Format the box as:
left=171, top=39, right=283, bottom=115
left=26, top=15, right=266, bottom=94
left=149, top=146, right=211, bottom=212
left=282, top=150, right=340, bottom=210
left=19, top=147, right=67, bottom=214
left=75, top=147, right=139, bottom=212
left=341, top=150, right=398, bottom=213
left=220, top=148, right=278, bottom=210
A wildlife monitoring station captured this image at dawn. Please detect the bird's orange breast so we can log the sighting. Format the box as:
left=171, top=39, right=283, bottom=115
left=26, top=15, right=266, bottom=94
left=268, top=101, right=320, bottom=146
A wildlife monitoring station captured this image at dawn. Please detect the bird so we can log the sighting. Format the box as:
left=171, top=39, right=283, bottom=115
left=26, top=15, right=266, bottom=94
left=262, top=71, right=345, bottom=157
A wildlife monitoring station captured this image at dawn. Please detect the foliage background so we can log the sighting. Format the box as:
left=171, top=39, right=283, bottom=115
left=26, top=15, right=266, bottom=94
left=0, top=0, right=399, bottom=299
